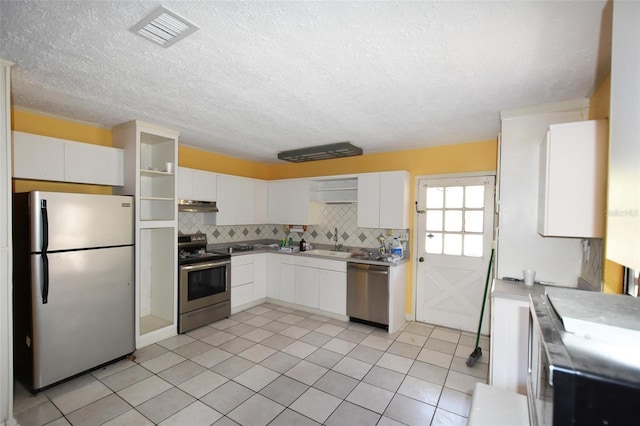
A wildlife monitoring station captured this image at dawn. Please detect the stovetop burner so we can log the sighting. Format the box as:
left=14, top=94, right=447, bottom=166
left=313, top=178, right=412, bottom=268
left=178, top=233, right=230, bottom=264
left=233, top=243, right=254, bottom=251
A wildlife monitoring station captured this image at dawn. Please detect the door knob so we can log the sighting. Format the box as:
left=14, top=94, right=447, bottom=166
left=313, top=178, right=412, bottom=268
left=418, top=257, right=424, bottom=262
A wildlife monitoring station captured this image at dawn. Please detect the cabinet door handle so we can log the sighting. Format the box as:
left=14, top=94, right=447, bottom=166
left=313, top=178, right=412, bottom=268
left=418, top=257, right=424, bottom=262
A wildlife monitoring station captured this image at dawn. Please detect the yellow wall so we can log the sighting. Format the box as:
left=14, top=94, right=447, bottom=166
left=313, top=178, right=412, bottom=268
left=179, top=145, right=270, bottom=180
left=12, top=110, right=498, bottom=314
left=588, top=74, right=624, bottom=294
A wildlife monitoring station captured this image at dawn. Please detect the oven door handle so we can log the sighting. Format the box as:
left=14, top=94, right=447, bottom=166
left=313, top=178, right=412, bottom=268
left=180, top=260, right=231, bottom=271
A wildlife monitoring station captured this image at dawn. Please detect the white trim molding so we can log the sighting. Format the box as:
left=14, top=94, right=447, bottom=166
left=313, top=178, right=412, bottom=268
left=0, top=59, right=17, bottom=426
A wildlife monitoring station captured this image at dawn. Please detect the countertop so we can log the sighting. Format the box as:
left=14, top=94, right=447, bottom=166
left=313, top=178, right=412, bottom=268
left=207, top=241, right=409, bottom=267
left=491, top=278, right=546, bottom=301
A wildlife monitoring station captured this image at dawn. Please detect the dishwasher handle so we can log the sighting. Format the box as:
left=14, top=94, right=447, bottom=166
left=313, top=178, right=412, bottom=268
left=347, top=263, right=389, bottom=275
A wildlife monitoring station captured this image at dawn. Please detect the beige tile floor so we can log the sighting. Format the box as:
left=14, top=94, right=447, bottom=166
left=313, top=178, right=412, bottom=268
left=14, top=303, right=489, bottom=426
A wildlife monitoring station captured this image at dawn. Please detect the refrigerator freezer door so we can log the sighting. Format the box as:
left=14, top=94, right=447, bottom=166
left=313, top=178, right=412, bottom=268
left=30, top=245, right=134, bottom=390
left=29, top=191, right=134, bottom=252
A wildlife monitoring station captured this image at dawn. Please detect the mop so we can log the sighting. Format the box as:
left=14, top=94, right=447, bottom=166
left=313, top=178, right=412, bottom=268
left=466, top=247, right=495, bottom=367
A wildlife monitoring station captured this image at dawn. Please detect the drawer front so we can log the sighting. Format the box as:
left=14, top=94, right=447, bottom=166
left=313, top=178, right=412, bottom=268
left=231, top=283, right=253, bottom=308
left=231, top=254, right=254, bottom=267
left=317, top=259, right=346, bottom=272
left=280, top=255, right=296, bottom=265
left=295, top=256, right=319, bottom=268
left=232, top=263, right=254, bottom=287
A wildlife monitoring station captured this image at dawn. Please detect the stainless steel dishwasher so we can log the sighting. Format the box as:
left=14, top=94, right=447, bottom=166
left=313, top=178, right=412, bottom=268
left=347, top=262, right=389, bottom=327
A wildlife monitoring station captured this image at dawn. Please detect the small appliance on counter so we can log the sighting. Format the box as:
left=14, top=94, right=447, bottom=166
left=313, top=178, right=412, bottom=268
left=528, top=287, right=640, bottom=425
left=13, top=191, right=135, bottom=392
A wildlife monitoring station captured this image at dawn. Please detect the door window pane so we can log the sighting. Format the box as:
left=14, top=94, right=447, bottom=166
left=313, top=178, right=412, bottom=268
left=425, top=232, right=442, bottom=254
left=444, top=210, right=462, bottom=232
left=465, top=211, right=484, bottom=232
left=426, top=187, right=444, bottom=209
left=421, top=181, right=490, bottom=258
left=445, top=187, right=463, bottom=208
left=465, top=185, right=485, bottom=208
left=426, top=210, right=443, bottom=231
left=444, top=234, right=462, bottom=255
left=464, top=235, right=483, bottom=257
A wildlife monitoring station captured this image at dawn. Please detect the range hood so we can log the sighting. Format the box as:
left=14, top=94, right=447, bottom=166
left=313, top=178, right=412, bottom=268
left=178, top=199, right=219, bottom=213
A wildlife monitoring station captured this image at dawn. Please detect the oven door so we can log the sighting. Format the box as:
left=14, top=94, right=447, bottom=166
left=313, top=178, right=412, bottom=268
left=179, top=259, right=230, bottom=313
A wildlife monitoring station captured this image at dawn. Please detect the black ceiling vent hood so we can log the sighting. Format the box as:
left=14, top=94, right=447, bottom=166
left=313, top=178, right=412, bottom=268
left=178, top=199, right=218, bottom=213
left=277, top=142, right=363, bottom=163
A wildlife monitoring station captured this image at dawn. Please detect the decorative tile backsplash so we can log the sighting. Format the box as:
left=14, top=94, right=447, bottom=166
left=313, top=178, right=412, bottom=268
left=179, top=203, right=409, bottom=251
left=580, top=238, right=603, bottom=290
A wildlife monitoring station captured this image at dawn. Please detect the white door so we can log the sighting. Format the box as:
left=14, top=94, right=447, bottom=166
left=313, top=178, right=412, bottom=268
left=415, top=175, right=495, bottom=334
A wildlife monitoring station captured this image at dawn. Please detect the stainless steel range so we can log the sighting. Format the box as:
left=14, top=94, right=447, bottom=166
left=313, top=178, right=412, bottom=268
left=178, top=233, right=231, bottom=333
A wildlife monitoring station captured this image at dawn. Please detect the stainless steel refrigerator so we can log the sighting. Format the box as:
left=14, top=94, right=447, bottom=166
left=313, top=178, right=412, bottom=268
left=13, top=191, right=135, bottom=392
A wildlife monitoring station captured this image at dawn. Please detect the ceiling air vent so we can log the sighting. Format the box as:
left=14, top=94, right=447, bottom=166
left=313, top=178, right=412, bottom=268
left=130, top=6, right=199, bottom=48
left=277, top=142, right=363, bottom=163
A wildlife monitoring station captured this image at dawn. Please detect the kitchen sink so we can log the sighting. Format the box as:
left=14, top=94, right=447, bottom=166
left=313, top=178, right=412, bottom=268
left=300, top=249, right=352, bottom=258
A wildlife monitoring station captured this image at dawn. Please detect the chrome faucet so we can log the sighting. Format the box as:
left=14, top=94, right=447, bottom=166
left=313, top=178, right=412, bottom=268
left=334, top=227, right=341, bottom=251
left=377, top=236, right=386, bottom=254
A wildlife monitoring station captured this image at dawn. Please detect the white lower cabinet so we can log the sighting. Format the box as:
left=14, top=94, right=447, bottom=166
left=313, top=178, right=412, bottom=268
left=279, top=256, right=296, bottom=303
left=231, top=284, right=253, bottom=309
left=236, top=253, right=395, bottom=325
left=295, top=257, right=320, bottom=309
left=318, top=260, right=347, bottom=316
left=489, top=281, right=543, bottom=395
left=231, top=255, right=254, bottom=309
left=253, top=253, right=267, bottom=300
left=266, top=253, right=280, bottom=299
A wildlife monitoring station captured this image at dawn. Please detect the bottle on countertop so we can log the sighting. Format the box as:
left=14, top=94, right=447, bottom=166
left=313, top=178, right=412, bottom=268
left=299, top=238, right=306, bottom=252
left=391, top=237, right=403, bottom=257
left=288, top=237, right=294, bottom=247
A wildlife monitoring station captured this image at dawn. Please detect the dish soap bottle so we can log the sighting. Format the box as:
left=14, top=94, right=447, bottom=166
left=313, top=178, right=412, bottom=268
left=391, top=237, right=403, bottom=257
left=299, top=238, right=306, bottom=252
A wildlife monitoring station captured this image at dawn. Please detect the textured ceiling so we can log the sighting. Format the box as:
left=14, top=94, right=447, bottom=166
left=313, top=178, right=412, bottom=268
left=0, top=1, right=611, bottom=163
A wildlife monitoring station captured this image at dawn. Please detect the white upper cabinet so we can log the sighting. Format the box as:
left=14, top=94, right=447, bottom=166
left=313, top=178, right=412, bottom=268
left=202, top=174, right=266, bottom=225
left=178, top=167, right=217, bottom=202
left=358, top=171, right=410, bottom=229
left=357, top=173, right=380, bottom=228
left=267, top=179, right=321, bottom=225
left=13, top=131, right=64, bottom=181
left=177, top=167, right=192, bottom=199
left=607, top=0, right=640, bottom=270
left=254, top=180, right=268, bottom=224
left=64, top=141, right=124, bottom=186
left=215, top=174, right=255, bottom=225
left=12, top=131, right=123, bottom=186
left=267, top=180, right=288, bottom=224
left=537, top=119, right=607, bottom=238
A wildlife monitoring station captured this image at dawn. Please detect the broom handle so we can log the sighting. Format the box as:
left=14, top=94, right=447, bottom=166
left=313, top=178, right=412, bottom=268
left=475, top=248, right=495, bottom=348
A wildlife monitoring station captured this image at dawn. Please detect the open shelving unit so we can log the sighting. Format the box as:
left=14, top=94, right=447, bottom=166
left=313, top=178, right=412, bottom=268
left=113, top=120, right=179, bottom=348
left=310, top=177, right=358, bottom=203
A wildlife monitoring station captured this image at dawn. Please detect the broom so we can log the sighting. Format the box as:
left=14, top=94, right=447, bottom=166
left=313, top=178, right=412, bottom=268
left=466, top=247, right=495, bottom=367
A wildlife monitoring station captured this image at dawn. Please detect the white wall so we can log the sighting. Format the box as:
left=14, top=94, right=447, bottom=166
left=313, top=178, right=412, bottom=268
left=497, top=99, right=589, bottom=287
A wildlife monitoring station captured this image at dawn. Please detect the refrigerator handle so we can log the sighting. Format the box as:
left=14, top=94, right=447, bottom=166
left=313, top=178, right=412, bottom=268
left=41, top=199, right=49, bottom=304
left=41, top=199, right=48, bottom=252
left=42, top=253, right=49, bottom=304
